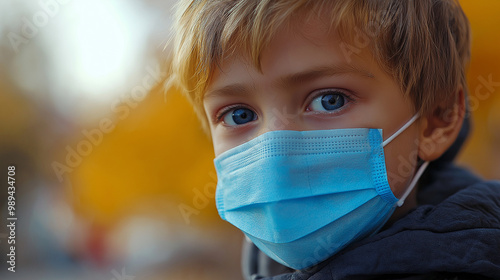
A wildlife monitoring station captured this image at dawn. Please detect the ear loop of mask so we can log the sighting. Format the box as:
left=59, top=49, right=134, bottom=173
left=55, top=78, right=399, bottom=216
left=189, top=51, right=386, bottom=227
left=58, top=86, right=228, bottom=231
left=397, top=161, right=429, bottom=207
left=381, top=114, right=430, bottom=207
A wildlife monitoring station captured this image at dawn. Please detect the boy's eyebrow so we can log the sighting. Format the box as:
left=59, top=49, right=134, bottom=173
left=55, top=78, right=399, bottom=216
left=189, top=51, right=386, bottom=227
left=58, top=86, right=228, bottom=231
left=204, top=64, right=375, bottom=100
left=279, top=65, right=375, bottom=87
left=204, top=84, right=251, bottom=100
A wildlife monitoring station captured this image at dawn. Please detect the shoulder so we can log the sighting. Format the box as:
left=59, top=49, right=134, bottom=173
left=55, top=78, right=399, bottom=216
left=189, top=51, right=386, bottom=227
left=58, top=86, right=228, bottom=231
left=365, top=272, right=496, bottom=280
left=424, top=178, right=500, bottom=229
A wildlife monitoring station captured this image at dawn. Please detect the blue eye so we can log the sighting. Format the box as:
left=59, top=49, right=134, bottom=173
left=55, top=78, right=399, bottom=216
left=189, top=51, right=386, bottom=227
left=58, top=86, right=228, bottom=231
left=309, top=92, right=346, bottom=112
left=223, top=107, right=256, bottom=126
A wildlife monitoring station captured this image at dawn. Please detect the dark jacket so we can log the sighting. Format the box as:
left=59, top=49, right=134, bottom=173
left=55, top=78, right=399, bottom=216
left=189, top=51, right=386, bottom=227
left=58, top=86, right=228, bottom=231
left=242, top=118, right=500, bottom=280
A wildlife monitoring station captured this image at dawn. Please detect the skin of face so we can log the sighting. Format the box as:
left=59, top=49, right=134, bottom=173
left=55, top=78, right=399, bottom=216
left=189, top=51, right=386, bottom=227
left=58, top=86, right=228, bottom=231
left=203, top=18, right=422, bottom=217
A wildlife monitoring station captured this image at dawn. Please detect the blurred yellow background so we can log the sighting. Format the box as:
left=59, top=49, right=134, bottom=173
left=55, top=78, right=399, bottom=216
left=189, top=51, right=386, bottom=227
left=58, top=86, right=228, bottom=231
left=0, top=1, right=499, bottom=279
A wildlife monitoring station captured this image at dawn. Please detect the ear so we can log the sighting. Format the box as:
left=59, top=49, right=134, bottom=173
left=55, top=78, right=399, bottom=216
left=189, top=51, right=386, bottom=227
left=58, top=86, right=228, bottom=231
left=418, top=88, right=466, bottom=161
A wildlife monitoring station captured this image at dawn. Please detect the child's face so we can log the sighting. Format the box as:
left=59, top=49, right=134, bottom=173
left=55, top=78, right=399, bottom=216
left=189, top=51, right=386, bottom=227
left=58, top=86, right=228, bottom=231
left=203, top=19, right=421, bottom=201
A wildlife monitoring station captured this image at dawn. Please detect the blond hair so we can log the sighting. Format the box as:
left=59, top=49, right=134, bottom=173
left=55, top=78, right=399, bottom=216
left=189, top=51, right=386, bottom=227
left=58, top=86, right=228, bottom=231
left=166, top=0, right=471, bottom=132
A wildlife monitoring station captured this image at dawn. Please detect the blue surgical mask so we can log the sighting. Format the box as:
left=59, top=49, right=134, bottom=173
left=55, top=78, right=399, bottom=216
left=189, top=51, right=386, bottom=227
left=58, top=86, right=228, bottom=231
left=214, top=115, right=428, bottom=270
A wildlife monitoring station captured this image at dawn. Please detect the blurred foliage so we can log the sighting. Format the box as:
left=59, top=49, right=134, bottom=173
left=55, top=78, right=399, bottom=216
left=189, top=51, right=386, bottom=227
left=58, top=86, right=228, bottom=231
left=457, top=0, right=500, bottom=178
left=69, top=83, right=221, bottom=228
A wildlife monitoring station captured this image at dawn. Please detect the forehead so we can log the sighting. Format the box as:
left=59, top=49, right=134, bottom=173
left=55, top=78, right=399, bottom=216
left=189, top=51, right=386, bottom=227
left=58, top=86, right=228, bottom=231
left=206, top=17, right=378, bottom=94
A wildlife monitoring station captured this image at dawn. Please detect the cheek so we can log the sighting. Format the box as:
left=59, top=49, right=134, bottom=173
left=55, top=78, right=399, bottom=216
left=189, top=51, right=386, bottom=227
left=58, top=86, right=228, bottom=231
left=212, top=133, right=232, bottom=157
left=212, top=138, right=224, bottom=157
left=383, top=126, right=420, bottom=198
left=211, top=126, right=257, bottom=157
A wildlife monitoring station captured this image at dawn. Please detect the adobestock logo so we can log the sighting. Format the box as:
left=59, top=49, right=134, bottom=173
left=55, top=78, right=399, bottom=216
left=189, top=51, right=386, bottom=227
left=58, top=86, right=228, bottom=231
left=51, top=64, right=166, bottom=182
left=300, top=235, right=340, bottom=273
left=178, top=171, right=217, bottom=225
left=8, top=0, right=73, bottom=53
left=468, top=74, right=500, bottom=114
left=111, top=267, right=134, bottom=280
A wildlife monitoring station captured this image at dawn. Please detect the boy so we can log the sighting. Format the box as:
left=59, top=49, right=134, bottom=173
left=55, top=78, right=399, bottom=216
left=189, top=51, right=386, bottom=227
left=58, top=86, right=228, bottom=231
left=167, top=0, right=500, bottom=279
